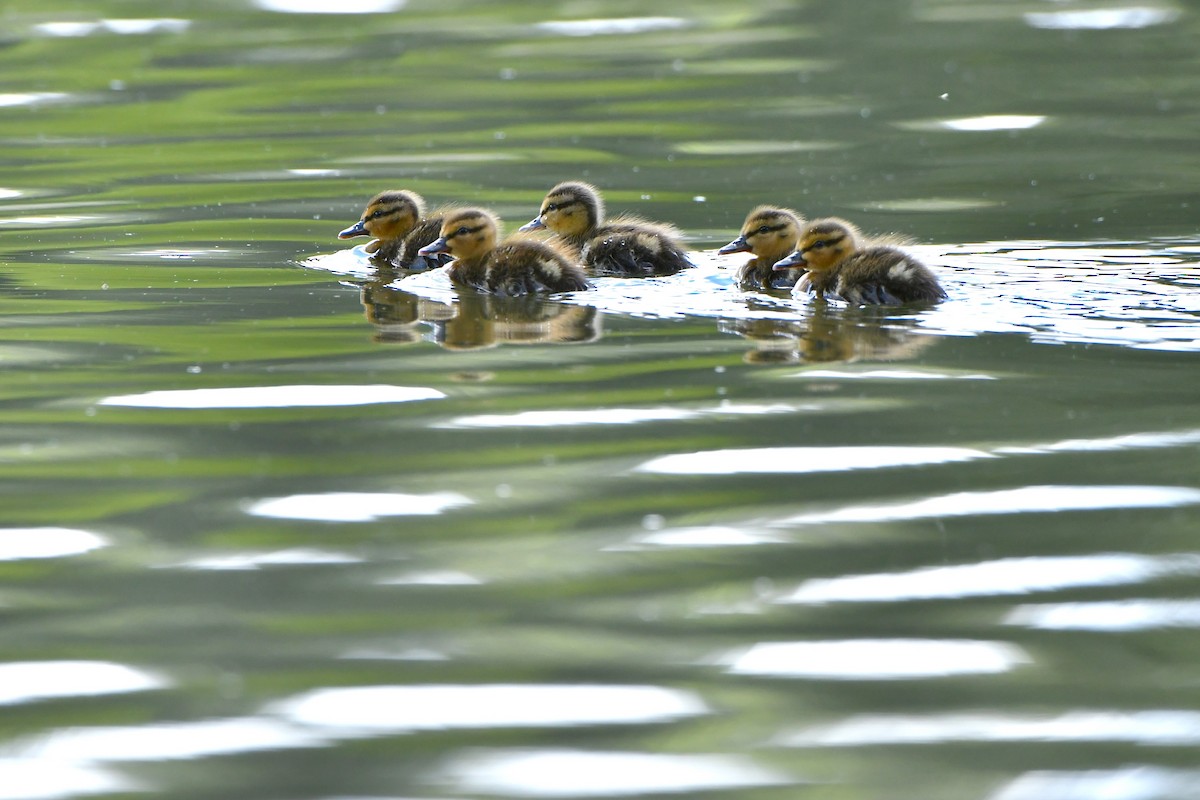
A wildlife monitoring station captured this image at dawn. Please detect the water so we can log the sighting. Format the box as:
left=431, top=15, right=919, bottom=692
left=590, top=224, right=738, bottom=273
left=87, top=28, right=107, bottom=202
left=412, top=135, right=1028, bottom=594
left=1, top=1, right=1199, bottom=799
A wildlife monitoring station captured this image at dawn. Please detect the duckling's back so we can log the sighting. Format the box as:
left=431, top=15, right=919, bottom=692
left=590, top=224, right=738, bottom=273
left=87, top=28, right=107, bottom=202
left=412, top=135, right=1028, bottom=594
left=487, top=238, right=590, bottom=295
left=583, top=215, right=691, bottom=278
left=836, top=246, right=946, bottom=305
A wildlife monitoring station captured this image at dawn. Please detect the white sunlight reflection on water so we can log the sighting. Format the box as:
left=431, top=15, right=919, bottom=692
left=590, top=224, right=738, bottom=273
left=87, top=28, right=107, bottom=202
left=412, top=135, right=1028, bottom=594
left=783, top=710, right=1200, bottom=747
left=0, top=760, right=133, bottom=800
left=782, top=554, right=1196, bottom=604
left=778, top=485, right=1200, bottom=526
left=636, top=446, right=991, bottom=475
left=378, top=570, right=483, bottom=585
left=0, top=662, right=165, bottom=706
left=0, top=93, right=69, bottom=107
left=272, top=685, right=707, bottom=733
left=441, top=749, right=788, bottom=797
left=536, top=17, right=689, bottom=36
left=33, top=19, right=190, bottom=36
left=724, top=639, right=1028, bottom=679
left=1024, top=8, right=1181, bottom=29
left=170, top=548, right=363, bottom=571
left=439, top=402, right=806, bottom=428
left=13, top=718, right=325, bottom=762
left=990, top=766, right=1200, bottom=800
left=246, top=491, right=472, bottom=522
left=99, top=384, right=444, bottom=409
left=254, top=0, right=406, bottom=13
left=1006, top=599, right=1200, bottom=631
left=938, top=114, right=1046, bottom=131
left=0, top=528, right=107, bottom=560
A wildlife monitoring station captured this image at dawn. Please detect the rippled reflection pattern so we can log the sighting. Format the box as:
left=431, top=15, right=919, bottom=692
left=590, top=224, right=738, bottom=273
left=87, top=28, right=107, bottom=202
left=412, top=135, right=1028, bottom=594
left=273, top=684, right=707, bottom=733
left=99, top=384, right=445, bottom=409
left=0, top=662, right=165, bottom=705
left=245, top=491, right=472, bottom=521
left=637, top=445, right=991, bottom=475
left=724, top=639, right=1029, bottom=679
left=0, top=528, right=107, bottom=560
left=441, top=749, right=788, bottom=797
left=783, top=554, right=1195, bottom=604
left=785, top=710, right=1200, bottom=746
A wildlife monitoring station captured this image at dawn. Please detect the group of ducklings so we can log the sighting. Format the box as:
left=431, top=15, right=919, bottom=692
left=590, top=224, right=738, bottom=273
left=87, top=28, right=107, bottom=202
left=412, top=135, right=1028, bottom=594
left=338, top=182, right=946, bottom=304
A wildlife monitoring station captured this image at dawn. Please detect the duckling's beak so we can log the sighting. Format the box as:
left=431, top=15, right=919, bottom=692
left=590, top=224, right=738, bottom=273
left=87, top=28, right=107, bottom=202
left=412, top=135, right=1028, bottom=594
left=417, top=237, right=450, bottom=257
left=338, top=220, right=368, bottom=239
left=518, top=216, right=546, bottom=233
left=717, top=235, right=750, bottom=255
left=773, top=250, right=806, bottom=271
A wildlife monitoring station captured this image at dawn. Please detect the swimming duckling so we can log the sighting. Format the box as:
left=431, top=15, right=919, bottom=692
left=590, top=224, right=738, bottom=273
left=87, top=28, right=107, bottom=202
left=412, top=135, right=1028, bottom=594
left=417, top=208, right=590, bottom=295
left=774, top=217, right=946, bottom=305
left=519, top=181, right=691, bottom=277
left=717, top=206, right=807, bottom=291
left=338, top=190, right=448, bottom=270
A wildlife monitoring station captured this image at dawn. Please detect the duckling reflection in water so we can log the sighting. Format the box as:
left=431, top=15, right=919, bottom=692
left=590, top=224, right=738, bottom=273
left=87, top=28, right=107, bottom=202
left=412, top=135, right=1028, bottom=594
left=722, top=306, right=935, bottom=364
left=432, top=293, right=602, bottom=350
left=338, top=190, right=449, bottom=270
left=418, top=208, right=590, bottom=295
left=358, top=266, right=456, bottom=344
left=717, top=206, right=807, bottom=291
left=519, top=181, right=692, bottom=277
left=775, top=218, right=946, bottom=305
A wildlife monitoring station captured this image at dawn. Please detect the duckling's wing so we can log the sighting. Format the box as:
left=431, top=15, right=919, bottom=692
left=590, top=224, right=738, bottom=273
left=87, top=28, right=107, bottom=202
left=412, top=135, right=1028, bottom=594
left=585, top=223, right=691, bottom=277
left=837, top=248, right=945, bottom=305
left=397, top=215, right=448, bottom=270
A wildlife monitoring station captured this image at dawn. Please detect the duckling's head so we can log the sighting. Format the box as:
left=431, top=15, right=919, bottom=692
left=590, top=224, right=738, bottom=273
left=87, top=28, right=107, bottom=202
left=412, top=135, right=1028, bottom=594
left=417, top=208, right=500, bottom=261
left=774, top=217, right=861, bottom=273
left=718, top=206, right=805, bottom=259
left=339, top=190, right=426, bottom=242
left=518, top=181, right=603, bottom=238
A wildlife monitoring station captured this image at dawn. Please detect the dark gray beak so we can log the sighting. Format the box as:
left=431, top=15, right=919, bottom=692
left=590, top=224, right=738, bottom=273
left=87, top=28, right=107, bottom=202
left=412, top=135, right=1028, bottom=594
left=339, top=220, right=368, bottom=239
left=717, top=235, right=750, bottom=255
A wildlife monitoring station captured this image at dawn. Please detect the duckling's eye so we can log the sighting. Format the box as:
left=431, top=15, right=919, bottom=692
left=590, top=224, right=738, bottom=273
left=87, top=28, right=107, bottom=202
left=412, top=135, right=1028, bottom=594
left=757, top=225, right=772, bottom=235
left=811, top=240, right=829, bottom=250
left=543, top=203, right=557, bottom=213
left=456, top=226, right=470, bottom=236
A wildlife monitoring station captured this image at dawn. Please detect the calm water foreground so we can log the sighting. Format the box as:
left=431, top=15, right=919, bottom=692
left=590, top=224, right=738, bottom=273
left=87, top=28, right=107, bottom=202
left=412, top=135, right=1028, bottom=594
left=1, top=2, right=1199, bottom=799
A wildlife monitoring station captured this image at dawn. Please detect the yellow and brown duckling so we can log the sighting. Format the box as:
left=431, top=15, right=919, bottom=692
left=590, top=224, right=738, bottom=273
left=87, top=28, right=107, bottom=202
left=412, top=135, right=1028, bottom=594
left=338, top=190, right=449, bottom=270
left=519, top=181, right=692, bottom=277
left=774, top=217, right=946, bottom=305
left=717, top=206, right=807, bottom=291
left=417, top=208, right=590, bottom=296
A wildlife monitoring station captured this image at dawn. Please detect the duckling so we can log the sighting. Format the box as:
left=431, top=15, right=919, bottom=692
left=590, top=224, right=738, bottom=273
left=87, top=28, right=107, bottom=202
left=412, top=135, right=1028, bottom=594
left=717, top=206, right=807, bottom=290
left=417, top=208, right=590, bottom=295
left=774, top=217, right=946, bottom=305
left=338, top=189, right=448, bottom=270
left=518, top=181, right=691, bottom=277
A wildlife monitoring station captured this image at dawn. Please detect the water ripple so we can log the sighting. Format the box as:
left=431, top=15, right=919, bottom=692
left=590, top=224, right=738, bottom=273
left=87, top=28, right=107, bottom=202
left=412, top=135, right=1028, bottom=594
left=246, top=491, right=472, bottom=522
left=0, top=528, right=107, bottom=561
left=0, top=661, right=165, bottom=706
left=723, top=639, right=1029, bottom=680
left=440, top=749, right=788, bottom=797
left=777, top=485, right=1200, bottom=526
left=781, top=553, right=1196, bottom=604
left=0, top=760, right=133, bottom=800
left=991, top=766, right=1200, bottom=800
left=784, top=709, right=1200, bottom=747
left=272, top=684, right=707, bottom=733
left=12, top=718, right=324, bottom=762
left=99, top=384, right=445, bottom=409
left=636, top=445, right=991, bottom=475
left=1006, top=599, right=1200, bottom=631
